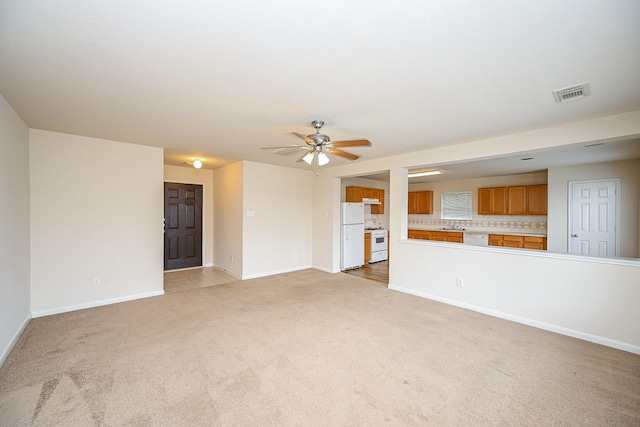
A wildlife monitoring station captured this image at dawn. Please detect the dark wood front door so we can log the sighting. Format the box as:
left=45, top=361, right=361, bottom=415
left=164, top=182, right=203, bottom=270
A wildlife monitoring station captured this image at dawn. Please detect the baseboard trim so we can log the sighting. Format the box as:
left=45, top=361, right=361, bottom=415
left=242, top=265, right=313, bottom=280
left=31, top=290, right=165, bottom=318
left=212, top=265, right=242, bottom=280
left=388, top=284, right=640, bottom=356
left=0, top=313, right=31, bottom=368
left=312, top=265, right=334, bottom=274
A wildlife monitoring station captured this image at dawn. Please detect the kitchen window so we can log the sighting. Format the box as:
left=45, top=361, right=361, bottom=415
left=441, top=191, right=472, bottom=220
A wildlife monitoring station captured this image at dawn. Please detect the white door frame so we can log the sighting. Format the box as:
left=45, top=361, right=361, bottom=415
left=568, top=178, right=620, bottom=257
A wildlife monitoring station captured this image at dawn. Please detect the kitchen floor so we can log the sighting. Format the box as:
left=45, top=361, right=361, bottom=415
left=343, top=260, right=389, bottom=284
left=164, top=266, right=237, bottom=293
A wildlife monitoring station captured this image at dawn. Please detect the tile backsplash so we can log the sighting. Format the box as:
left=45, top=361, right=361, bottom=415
left=408, top=215, right=547, bottom=235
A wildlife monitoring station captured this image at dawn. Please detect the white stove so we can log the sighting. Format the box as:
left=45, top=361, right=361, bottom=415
left=369, top=228, right=388, bottom=263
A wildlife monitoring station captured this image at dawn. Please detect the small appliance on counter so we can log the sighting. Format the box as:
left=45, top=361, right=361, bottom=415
left=341, top=203, right=365, bottom=270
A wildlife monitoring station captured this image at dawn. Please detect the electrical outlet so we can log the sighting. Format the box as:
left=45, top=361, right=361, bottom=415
left=92, top=277, right=101, bottom=287
left=456, top=277, right=464, bottom=288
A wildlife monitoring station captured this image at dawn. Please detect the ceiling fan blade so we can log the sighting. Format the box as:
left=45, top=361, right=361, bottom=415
left=331, top=139, right=371, bottom=148
left=292, top=132, right=313, bottom=143
left=327, top=148, right=359, bottom=161
left=260, top=145, right=307, bottom=150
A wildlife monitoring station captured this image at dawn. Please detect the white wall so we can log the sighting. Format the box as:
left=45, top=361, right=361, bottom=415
left=313, top=110, right=640, bottom=353
left=242, top=161, right=313, bottom=279
left=30, top=130, right=164, bottom=315
left=213, top=161, right=244, bottom=278
left=164, top=165, right=214, bottom=267
left=548, top=159, right=639, bottom=257
left=0, top=94, right=31, bottom=366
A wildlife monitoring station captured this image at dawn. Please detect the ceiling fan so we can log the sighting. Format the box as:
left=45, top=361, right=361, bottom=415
left=261, top=120, right=371, bottom=174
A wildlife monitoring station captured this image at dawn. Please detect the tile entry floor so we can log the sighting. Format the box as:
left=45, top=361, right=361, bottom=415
left=165, top=261, right=389, bottom=293
left=164, top=266, right=238, bottom=293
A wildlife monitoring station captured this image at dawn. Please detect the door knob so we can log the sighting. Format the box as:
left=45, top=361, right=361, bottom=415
left=571, top=234, right=578, bottom=237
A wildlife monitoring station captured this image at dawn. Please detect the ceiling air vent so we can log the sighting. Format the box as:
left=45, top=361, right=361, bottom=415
left=552, top=82, right=591, bottom=103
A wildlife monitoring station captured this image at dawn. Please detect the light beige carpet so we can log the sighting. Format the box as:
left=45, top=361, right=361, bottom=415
left=1, top=269, right=639, bottom=426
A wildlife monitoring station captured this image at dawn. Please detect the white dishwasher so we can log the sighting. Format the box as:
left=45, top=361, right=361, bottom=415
left=463, top=232, right=489, bottom=246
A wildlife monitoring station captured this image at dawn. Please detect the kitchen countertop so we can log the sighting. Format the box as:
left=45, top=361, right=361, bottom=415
left=408, top=227, right=546, bottom=237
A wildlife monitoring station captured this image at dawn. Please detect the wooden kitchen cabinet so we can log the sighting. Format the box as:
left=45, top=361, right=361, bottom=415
left=488, top=233, right=546, bottom=250
left=346, top=186, right=384, bottom=214
left=372, top=189, right=384, bottom=214
left=479, top=185, right=547, bottom=215
left=527, top=185, right=547, bottom=215
left=363, top=187, right=378, bottom=199
left=408, top=229, right=431, bottom=240
left=523, top=235, right=547, bottom=250
left=478, top=187, right=507, bottom=215
left=445, top=232, right=464, bottom=243
left=488, top=234, right=504, bottom=246
left=364, top=233, right=371, bottom=263
left=502, top=234, right=524, bottom=248
left=408, top=191, right=433, bottom=214
left=430, top=231, right=448, bottom=242
left=346, top=186, right=364, bottom=202
left=408, top=229, right=462, bottom=243
left=507, top=186, right=528, bottom=215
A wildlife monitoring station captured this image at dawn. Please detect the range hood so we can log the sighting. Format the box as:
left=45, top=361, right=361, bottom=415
left=362, top=197, right=381, bottom=205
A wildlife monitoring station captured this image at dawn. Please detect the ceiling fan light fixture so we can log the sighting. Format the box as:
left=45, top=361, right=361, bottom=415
left=317, top=152, right=330, bottom=166
left=302, top=151, right=315, bottom=165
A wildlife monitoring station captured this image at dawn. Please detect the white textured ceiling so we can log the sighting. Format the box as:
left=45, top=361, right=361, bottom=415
left=1, top=1, right=639, bottom=170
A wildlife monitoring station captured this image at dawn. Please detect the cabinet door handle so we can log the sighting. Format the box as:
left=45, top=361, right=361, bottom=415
left=571, top=234, right=579, bottom=237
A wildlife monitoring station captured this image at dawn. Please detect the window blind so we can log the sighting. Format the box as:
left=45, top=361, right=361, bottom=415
left=441, top=191, right=472, bottom=220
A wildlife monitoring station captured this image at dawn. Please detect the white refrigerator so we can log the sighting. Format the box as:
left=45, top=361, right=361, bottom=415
left=341, top=202, right=365, bottom=270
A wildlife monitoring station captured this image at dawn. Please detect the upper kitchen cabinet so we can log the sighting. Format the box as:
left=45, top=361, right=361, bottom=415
left=527, top=184, right=548, bottom=215
left=478, top=185, right=547, bottom=215
left=371, top=189, right=384, bottom=214
left=346, top=186, right=384, bottom=214
left=408, top=191, right=433, bottom=214
left=507, top=186, right=528, bottom=215
left=346, top=186, right=364, bottom=202
left=478, top=187, right=507, bottom=215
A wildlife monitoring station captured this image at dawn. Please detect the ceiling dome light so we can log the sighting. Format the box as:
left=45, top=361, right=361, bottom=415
left=193, top=159, right=203, bottom=169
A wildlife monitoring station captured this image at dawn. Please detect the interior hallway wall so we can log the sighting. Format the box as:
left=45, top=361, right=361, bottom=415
left=242, top=161, right=312, bottom=279
left=30, top=130, right=164, bottom=315
left=0, top=93, right=31, bottom=366
left=213, top=161, right=243, bottom=278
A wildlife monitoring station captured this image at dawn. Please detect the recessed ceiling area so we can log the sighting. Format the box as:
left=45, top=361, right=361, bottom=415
left=359, top=138, right=640, bottom=182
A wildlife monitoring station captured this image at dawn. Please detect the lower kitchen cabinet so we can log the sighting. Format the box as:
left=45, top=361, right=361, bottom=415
left=364, top=233, right=371, bottom=263
left=523, top=235, right=546, bottom=250
left=408, top=230, right=463, bottom=243
left=488, top=234, right=547, bottom=250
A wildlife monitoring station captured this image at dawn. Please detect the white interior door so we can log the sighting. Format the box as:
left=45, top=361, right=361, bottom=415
left=569, top=179, right=618, bottom=257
